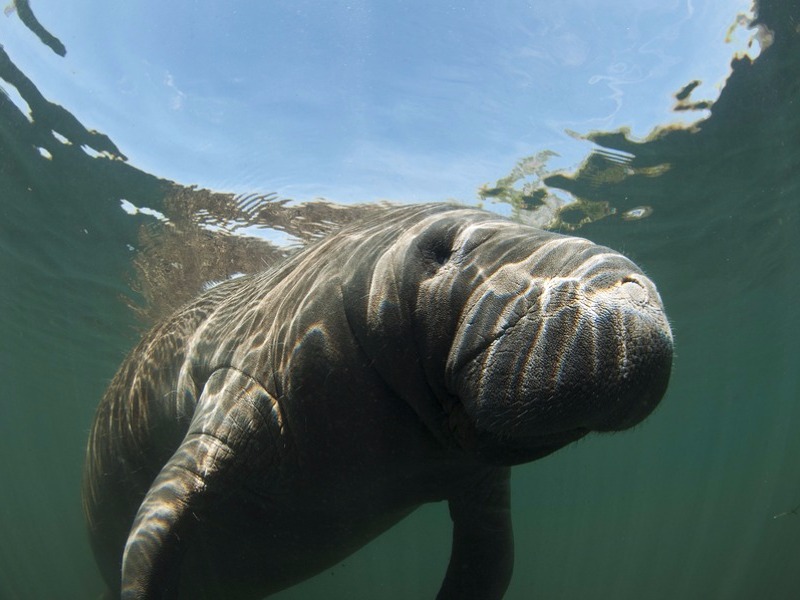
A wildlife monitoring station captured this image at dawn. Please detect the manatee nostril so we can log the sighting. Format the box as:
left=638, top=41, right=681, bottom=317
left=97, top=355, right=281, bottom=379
left=620, top=275, right=644, bottom=286
left=617, top=276, right=648, bottom=303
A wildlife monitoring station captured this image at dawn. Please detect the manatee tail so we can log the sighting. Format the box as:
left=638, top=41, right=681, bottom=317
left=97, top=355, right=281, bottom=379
left=121, top=368, right=285, bottom=599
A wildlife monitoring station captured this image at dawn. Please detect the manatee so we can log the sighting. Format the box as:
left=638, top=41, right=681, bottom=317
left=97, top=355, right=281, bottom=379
left=82, top=204, right=673, bottom=599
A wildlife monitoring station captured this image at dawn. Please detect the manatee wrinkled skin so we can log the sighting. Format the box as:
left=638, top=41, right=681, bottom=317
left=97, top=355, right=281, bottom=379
left=82, top=204, right=673, bottom=599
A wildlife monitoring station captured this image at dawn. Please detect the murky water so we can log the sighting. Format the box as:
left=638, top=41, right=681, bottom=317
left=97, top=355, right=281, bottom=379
left=1, top=1, right=798, bottom=598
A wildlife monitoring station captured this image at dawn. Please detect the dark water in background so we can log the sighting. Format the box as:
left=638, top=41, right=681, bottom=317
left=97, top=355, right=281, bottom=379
left=1, top=1, right=799, bottom=598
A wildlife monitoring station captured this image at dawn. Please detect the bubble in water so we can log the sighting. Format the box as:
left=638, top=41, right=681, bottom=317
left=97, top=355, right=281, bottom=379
left=621, top=206, right=653, bottom=221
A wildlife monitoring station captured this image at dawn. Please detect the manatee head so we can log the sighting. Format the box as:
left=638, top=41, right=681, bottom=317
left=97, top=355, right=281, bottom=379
left=346, top=207, right=673, bottom=465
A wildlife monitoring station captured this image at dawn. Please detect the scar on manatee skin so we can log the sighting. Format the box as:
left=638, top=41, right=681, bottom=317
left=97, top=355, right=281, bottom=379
left=772, top=502, right=800, bottom=519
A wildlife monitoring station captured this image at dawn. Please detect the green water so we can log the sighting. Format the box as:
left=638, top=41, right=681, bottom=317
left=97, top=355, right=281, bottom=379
left=2, top=2, right=799, bottom=599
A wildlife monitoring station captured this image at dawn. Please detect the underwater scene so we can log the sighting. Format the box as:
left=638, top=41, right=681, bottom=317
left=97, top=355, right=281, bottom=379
left=1, top=1, right=798, bottom=598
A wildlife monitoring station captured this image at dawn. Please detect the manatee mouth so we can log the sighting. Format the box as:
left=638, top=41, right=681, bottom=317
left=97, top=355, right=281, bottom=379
left=445, top=270, right=673, bottom=462
left=477, top=426, right=590, bottom=465
left=442, top=388, right=591, bottom=465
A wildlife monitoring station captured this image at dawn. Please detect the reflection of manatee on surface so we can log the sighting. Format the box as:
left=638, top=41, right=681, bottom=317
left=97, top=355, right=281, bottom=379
left=82, top=203, right=673, bottom=599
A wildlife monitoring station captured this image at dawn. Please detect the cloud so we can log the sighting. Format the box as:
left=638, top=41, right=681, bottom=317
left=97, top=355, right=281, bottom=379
left=164, top=71, right=185, bottom=110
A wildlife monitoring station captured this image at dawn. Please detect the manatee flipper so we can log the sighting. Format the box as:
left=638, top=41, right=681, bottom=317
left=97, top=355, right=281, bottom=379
left=121, top=368, right=284, bottom=599
left=437, top=469, right=514, bottom=600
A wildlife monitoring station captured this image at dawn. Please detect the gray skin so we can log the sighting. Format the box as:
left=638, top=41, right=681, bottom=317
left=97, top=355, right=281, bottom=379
left=82, top=204, right=673, bottom=600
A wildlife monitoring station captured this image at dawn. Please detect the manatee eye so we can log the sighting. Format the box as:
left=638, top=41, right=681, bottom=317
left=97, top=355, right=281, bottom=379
left=417, top=220, right=459, bottom=270
left=432, top=241, right=452, bottom=265
left=422, top=239, right=452, bottom=267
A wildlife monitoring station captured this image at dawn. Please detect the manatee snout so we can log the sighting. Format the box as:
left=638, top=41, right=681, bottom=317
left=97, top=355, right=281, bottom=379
left=575, top=273, right=673, bottom=432
left=447, top=253, right=672, bottom=462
